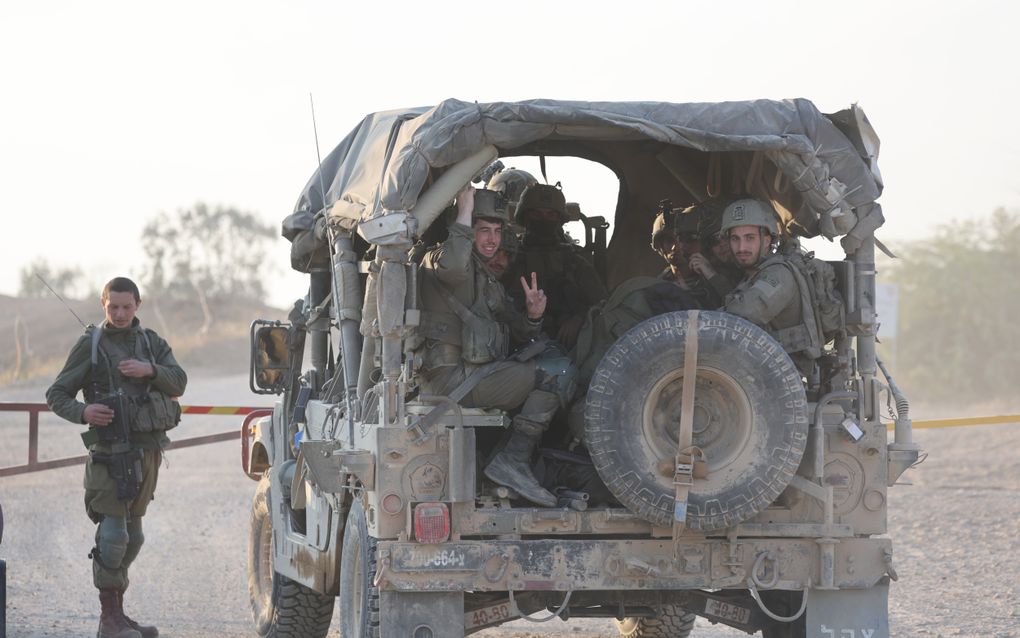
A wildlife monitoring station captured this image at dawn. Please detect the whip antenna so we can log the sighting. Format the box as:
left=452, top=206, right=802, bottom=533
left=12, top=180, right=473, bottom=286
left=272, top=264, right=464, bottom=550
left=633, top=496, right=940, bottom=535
left=309, top=93, right=328, bottom=213
left=35, top=273, right=88, bottom=328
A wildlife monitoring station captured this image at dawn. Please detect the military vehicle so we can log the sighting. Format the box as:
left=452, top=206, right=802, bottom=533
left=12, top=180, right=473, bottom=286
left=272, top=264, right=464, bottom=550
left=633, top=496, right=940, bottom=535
left=243, top=98, right=921, bottom=638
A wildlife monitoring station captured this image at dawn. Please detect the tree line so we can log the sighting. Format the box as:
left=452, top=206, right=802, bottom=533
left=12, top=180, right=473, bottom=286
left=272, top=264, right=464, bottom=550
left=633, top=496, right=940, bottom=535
left=881, top=208, right=1020, bottom=408
left=18, top=203, right=276, bottom=303
left=17, top=205, right=1019, bottom=407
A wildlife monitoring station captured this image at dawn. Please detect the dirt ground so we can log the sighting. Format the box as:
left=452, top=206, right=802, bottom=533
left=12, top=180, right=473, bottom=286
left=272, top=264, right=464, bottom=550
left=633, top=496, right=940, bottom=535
left=1, top=373, right=1018, bottom=637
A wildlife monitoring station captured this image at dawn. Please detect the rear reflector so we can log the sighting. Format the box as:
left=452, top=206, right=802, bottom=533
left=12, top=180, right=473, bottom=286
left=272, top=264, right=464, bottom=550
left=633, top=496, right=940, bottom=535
left=413, top=502, right=450, bottom=544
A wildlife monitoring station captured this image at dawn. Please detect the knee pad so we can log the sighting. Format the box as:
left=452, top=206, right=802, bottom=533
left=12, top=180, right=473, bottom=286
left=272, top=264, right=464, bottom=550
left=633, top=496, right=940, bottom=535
left=122, top=518, right=145, bottom=568
left=95, top=515, right=129, bottom=569
left=534, top=349, right=579, bottom=408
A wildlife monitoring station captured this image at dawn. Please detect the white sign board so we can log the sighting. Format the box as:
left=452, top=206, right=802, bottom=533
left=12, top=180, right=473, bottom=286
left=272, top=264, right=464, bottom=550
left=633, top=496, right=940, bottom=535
left=875, top=282, right=899, bottom=340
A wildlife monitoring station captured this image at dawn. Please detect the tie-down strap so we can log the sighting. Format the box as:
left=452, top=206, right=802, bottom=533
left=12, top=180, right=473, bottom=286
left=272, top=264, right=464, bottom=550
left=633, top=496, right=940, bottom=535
left=673, top=310, right=701, bottom=531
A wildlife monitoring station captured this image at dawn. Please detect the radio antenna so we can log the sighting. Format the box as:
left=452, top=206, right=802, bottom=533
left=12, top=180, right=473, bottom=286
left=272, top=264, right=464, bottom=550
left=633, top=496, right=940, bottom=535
left=309, top=93, right=328, bottom=214
left=35, top=273, right=88, bottom=328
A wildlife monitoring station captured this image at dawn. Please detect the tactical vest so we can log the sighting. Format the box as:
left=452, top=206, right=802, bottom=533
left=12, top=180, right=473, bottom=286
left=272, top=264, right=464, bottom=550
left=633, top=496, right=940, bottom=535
left=89, top=325, right=181, bottom=433
left=747, top=254, right=843, bottom=359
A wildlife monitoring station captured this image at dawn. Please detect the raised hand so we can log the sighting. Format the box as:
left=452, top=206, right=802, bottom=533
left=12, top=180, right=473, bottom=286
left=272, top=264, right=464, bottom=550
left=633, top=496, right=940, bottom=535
left=520, top=272, right=547, bottom=320
left=688, top=253, right=716, bottom=279
left=455, top=185, right=475, bottom=226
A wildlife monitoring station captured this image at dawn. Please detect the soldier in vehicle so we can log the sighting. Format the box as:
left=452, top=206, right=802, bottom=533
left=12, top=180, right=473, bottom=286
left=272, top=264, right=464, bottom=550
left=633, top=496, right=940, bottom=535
left=46, top=277, right=186, bottom=638
left=651, top=201, right=724, bottom=309
left=485, top=224, right=521, bottom=280
left=485, top=167, right=538, bottom=221
left=721, top=198, right=817, bottom=375
left=509, top=183, right=608, bottom=349
left=687, top=197, right=741, bottom=299
left=417, top=186, right=571, bottom=507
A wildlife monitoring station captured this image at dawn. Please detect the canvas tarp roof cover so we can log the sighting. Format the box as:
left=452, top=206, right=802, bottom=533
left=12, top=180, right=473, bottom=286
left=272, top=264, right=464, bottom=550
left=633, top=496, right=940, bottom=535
left=284, top=98, right=883, bottom=270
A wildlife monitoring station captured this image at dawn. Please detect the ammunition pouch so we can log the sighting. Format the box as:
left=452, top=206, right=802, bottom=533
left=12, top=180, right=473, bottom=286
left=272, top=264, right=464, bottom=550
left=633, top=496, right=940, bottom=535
left=419, top=305, right=510, bottom=366
left=460, top=314, right=509, bottom=365
left=772, top=323, right=821, bottom=359
left=133, top=390, right=182, bottom=432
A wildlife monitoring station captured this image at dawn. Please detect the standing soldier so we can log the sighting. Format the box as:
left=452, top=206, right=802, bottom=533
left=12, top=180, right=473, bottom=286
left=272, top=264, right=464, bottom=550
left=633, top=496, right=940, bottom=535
left=46, top=277, right=186, bottom=638
left=720, top=199, right=819, bottom=376
left=416, top=187, right=572, bottom=507
left=510, top=184, right=607, bottom=349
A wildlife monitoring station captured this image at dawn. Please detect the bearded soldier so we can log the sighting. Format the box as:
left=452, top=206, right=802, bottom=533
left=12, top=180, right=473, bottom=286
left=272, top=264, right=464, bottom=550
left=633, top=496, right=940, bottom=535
left=46, top=277, right=186, bottom=638
left=721, top=198, right=819, bottom=375
left=416, top=187, right=574, bottom=507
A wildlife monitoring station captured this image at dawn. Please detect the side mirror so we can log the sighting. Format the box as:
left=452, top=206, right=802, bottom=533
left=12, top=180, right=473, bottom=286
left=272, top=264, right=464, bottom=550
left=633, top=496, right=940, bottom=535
left=250, top=321, right=291, bottom=395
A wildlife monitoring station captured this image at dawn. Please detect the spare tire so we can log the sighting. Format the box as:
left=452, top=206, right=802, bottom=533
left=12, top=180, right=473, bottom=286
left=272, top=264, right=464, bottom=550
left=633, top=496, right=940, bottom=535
left=584, top=310, right=808, bottom=531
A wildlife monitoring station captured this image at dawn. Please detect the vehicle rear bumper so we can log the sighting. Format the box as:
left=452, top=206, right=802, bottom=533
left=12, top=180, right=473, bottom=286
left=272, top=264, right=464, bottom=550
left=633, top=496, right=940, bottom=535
left=376, top=536, right=891, bottom=592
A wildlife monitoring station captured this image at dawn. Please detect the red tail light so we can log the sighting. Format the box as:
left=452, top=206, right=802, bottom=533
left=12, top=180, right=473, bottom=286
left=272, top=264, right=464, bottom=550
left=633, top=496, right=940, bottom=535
left=414, top=502, right=450, bottom=544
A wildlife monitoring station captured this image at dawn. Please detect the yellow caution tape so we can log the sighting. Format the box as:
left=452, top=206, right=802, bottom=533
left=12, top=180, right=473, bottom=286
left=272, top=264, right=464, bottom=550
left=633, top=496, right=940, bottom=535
left=180, top=405, right=267, bottom=415
left=890, top=415, right=1020, bottom=430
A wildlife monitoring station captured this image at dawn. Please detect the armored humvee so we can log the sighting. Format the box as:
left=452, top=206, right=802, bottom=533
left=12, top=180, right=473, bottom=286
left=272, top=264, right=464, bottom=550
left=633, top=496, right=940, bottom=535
left=243, top=98, right=921, bottom=638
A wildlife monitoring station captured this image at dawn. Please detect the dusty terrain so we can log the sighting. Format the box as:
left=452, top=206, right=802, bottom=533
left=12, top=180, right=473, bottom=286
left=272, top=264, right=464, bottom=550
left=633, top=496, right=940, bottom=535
left=1, top=373, right=1018, bottom=637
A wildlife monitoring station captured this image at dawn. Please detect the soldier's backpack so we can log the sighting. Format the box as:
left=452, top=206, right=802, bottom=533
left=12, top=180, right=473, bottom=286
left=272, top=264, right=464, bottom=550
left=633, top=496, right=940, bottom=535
left=570, top=277, right=698, bottom=385
left=783, top=251, right=846, bottom=344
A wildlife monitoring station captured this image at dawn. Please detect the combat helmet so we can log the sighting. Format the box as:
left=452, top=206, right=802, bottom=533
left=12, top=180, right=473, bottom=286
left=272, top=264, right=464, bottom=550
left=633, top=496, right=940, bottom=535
left=472, top=188, right=510, bottom=224
left=487, top=168, right=538, bottom=214
left=691, top=197, right=732, bottom=243
left=673, top=205, right=700, bottom=239
left=720, top=198, right=780, bottom=237
left=516, top=184, right=568, bottom=224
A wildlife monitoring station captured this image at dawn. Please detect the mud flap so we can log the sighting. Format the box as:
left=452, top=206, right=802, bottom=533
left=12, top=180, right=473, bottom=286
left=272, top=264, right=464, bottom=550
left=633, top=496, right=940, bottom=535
left=805, top=577, right=889, bottom=638
left=380, top=590, right=465, bottom=637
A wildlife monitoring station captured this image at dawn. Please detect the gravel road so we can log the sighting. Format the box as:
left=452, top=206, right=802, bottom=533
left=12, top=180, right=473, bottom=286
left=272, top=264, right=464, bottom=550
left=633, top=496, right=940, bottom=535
left=2, top=374, right=1018, bottom=637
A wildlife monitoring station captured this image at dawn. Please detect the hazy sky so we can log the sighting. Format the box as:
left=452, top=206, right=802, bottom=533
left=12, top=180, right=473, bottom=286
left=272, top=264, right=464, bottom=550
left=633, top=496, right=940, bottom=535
left=2, top=0, right=1017, bottom=307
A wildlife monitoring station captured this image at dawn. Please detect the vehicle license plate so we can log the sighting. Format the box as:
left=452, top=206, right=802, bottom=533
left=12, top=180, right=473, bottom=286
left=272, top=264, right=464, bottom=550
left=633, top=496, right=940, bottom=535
left=464, top=600, right=517, bottom=629
left=704, top=598, right=752, bottom=624
left=391, top=545, right=482, bottom=571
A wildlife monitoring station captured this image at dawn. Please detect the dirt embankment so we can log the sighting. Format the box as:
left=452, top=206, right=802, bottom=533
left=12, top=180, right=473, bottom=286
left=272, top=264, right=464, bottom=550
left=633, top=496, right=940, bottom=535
left=0, top=294, right=289, bottom=387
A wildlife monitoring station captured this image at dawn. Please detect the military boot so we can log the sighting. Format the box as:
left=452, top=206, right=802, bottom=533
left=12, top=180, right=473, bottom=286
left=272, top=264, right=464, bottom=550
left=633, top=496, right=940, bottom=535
left=483, top=419, right=557, bottom=507
left=97, top=589, right=142, bottom=638
left=118, top=590, right=159, bottom=638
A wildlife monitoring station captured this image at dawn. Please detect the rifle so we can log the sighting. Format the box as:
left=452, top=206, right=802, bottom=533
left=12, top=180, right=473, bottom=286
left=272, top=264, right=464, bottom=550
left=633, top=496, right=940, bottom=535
left=88, top=369, right=144, bottom=504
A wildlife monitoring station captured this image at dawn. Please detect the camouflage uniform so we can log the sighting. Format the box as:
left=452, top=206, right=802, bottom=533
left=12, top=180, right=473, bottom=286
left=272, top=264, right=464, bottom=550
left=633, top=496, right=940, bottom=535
left=720, top=199, right=816, bottom=374
left=47, top=316, right=185, bottom=637
left=417, top=193, right=566, bottom=507
left=510, top=184, right=608, bottom=348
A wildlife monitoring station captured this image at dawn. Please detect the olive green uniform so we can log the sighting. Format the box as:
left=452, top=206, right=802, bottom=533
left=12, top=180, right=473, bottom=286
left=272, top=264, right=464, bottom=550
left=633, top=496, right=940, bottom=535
left=417, top=222, right=563, bottom=505
left=418, top=223, right=548, bottom=409
left=723, top=254, right=814, bottom=373
left=46, top=319, right=186, bottom=591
